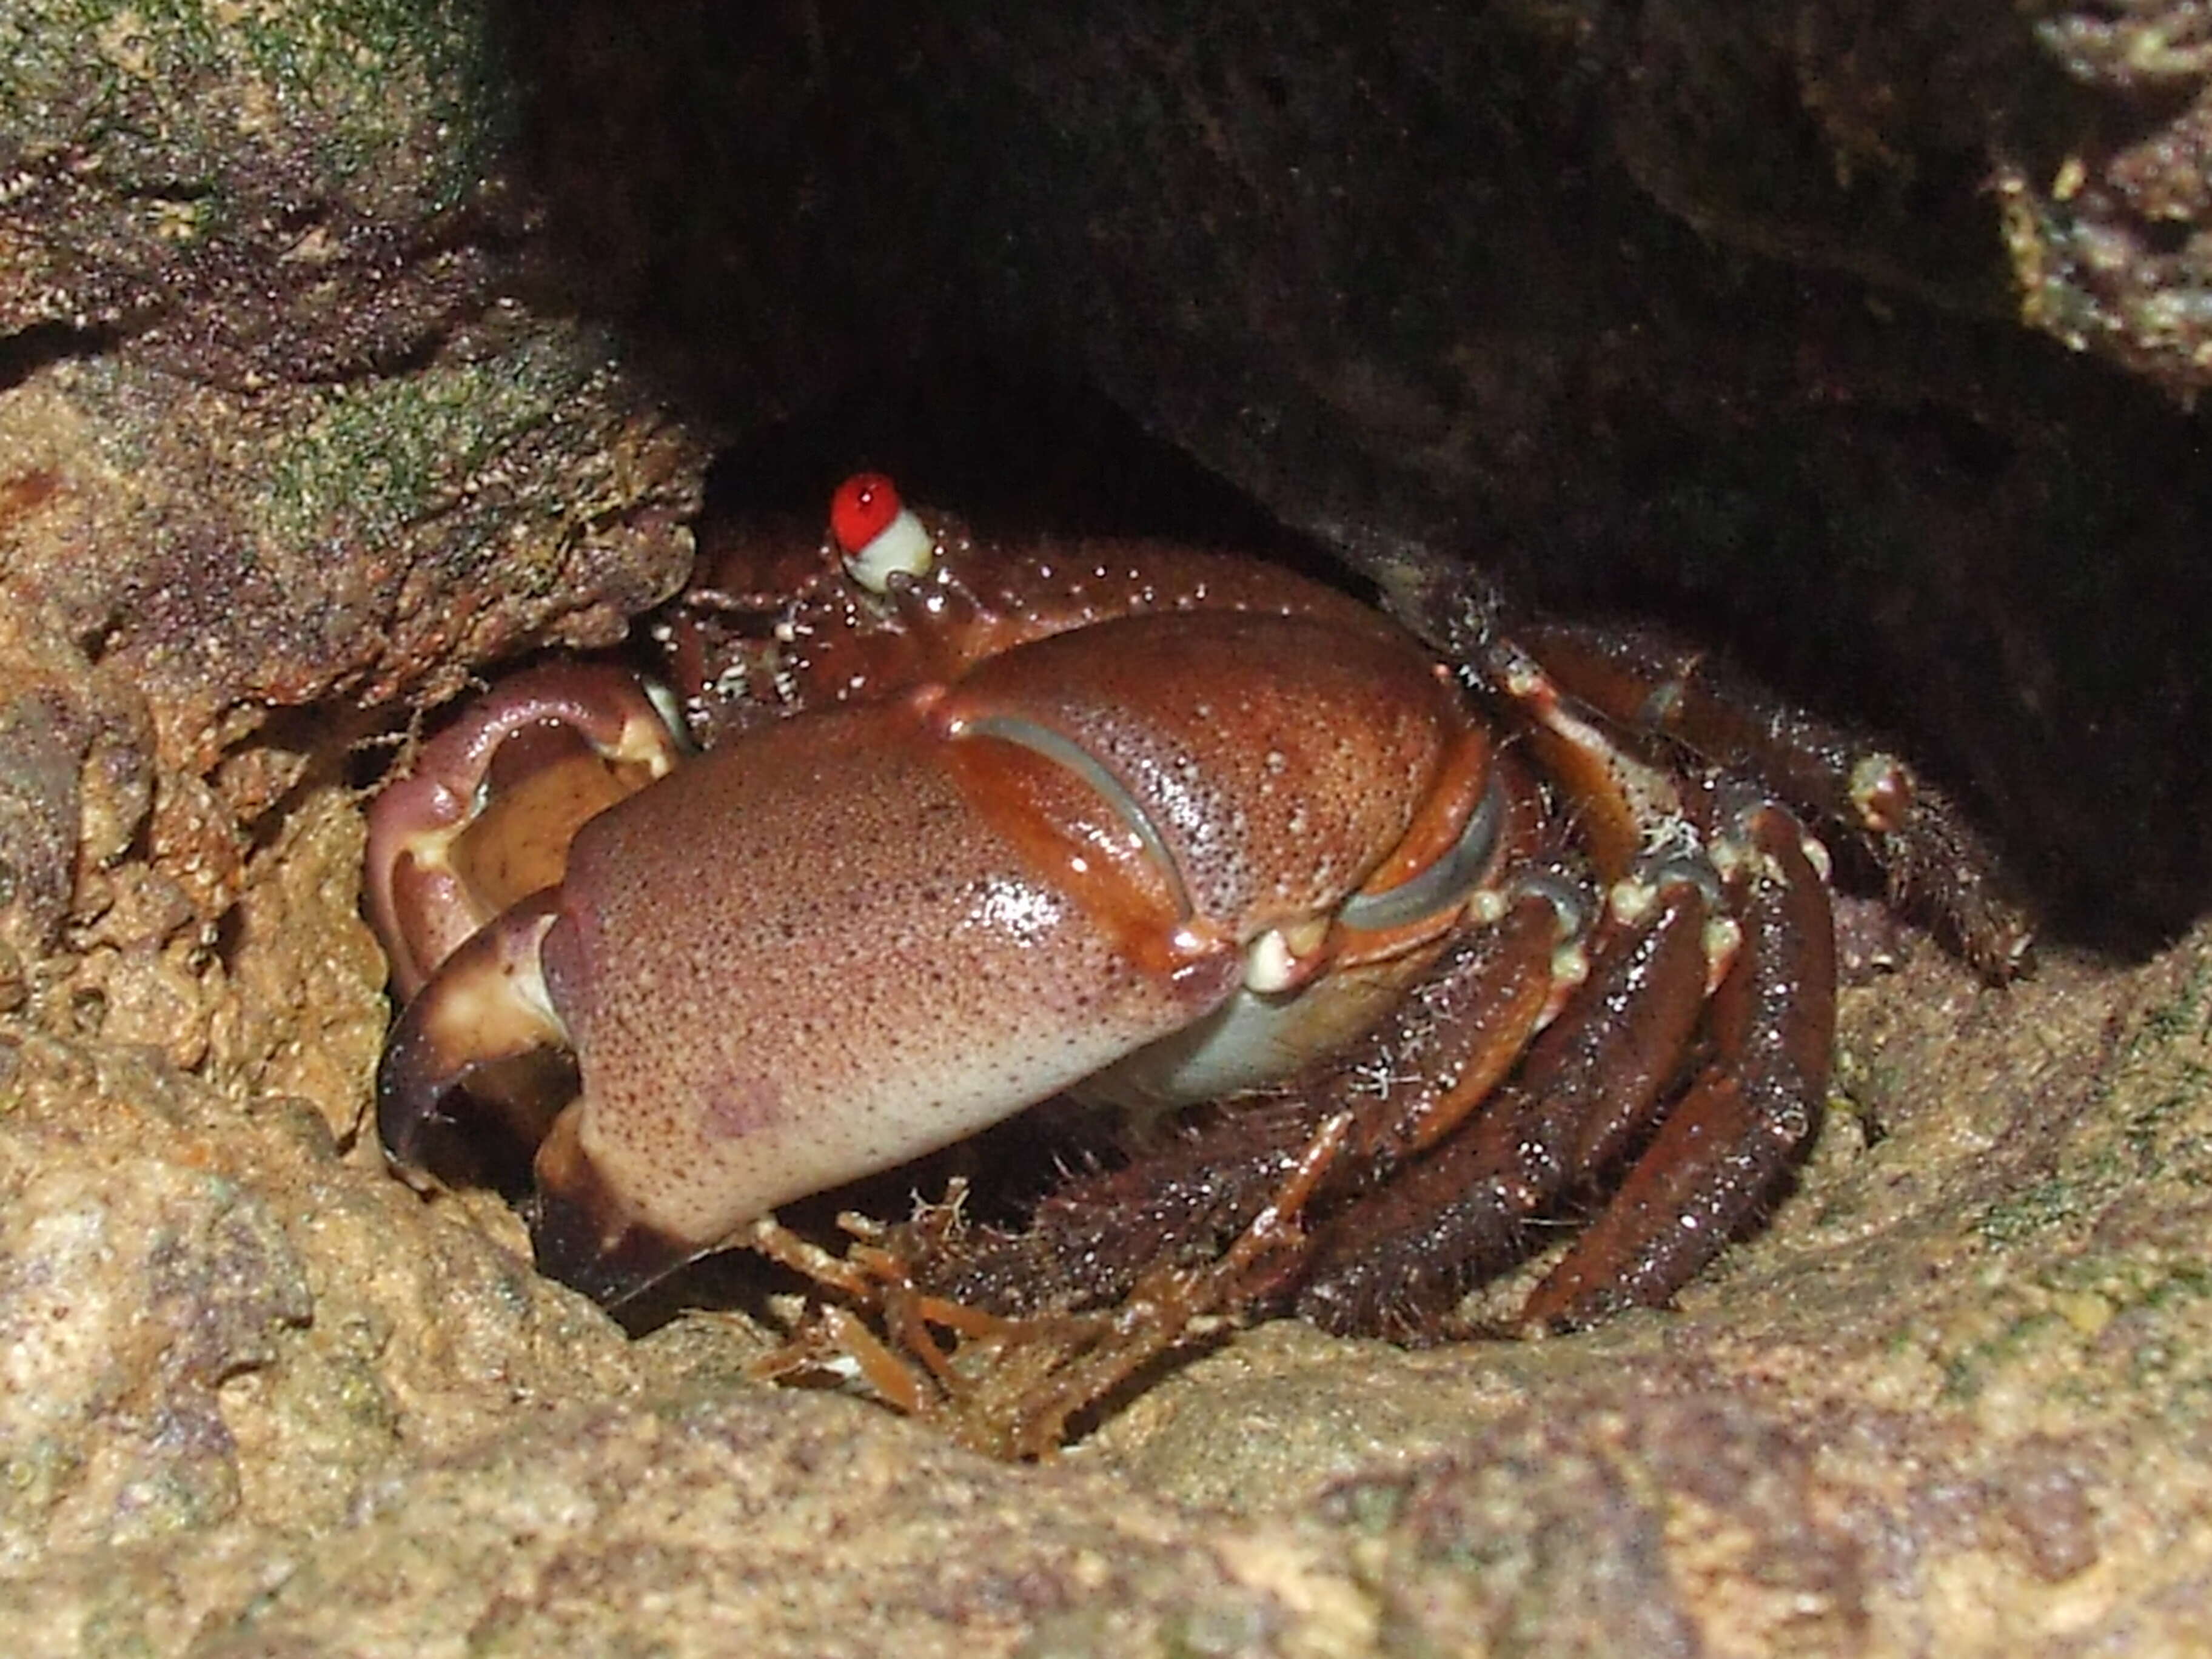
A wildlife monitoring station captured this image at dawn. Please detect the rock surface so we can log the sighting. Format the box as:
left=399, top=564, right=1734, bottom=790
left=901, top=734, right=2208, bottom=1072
left=1, top=2, right=2209, bottom=1655
left=5, top=902, right=2209, bottom=1655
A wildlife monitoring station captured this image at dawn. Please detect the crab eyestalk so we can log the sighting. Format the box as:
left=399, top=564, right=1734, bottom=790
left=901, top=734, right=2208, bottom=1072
left=830, top=472, right=937, bottom=592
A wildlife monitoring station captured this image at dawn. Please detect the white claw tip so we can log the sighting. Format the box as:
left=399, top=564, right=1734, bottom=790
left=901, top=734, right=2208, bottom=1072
left=1244, top=929, right=1300, bottom=993
left=1800, top=834, right=1834, bottom=883
left=1467, top=888, right=1509, bottom=925
left=1701, top=916, right=1744, bottom=993
left=1608, top=877, right=1657, bottom=925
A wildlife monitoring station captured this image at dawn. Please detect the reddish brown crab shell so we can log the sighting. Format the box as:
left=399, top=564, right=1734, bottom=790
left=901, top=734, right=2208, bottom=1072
left=660, top=491, right=1409, bottom=745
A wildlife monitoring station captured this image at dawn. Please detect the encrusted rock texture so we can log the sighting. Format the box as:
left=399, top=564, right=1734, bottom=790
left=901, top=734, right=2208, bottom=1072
left=2, top=1, right=2210, bottom=1654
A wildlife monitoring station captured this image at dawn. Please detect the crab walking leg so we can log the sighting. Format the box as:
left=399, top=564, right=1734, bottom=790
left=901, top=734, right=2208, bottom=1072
left=1476, top=637, right=1691, bottom=883
left=988, top=1110, right=1357, bottom=1461
left=1519, top=803, right=1837, bottom=1330
left=1329, top=885, right=1580, bottom=1165
left=1293, top=866, right=1720, bottom=1335
left=1364, top=543, right=2028, bottom=979
left=1515, top=620, right=1905, bottom=826
left=376, top=890, right=568, bottom=1176
left=909, top=888, right=1576, bottom=1318
left=1353, top=543, right=1690, bottom=884
left=1514, top=618, right=2033, bottom=981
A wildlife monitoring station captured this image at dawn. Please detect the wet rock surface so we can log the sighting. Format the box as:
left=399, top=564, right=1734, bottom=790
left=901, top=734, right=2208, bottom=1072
left=1, top=2, right=2210, bottom=1655
left=1087, top=926, right=2212, bottom=1653
left=5, top=910, right=2211, bottom=1654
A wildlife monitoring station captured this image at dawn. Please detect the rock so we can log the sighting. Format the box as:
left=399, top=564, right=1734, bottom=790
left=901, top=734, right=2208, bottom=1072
left=4, top=2, right=2212, bottom=1655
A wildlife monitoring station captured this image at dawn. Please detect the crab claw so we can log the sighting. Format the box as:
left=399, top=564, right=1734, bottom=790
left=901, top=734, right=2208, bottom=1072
left=377, top=885, right=695, bottom=1304
left=375, top=890, right=569, bottom=1175
left=375, top=595, right=1510, bottom=1313
left=527, top=1109, right=697, bottom=1307
left=366, top=665, right=683, bottom=999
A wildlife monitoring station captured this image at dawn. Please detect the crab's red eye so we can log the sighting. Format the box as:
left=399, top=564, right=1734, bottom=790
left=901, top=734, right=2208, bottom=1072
left=830, top=473, right=902, bottom=554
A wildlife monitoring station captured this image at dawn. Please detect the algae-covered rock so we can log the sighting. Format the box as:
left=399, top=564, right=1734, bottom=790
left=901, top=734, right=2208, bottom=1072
left=0, top=0, right=706, bottom=774
left=0, top=0, right=508, bottom=373
left=0, top=4, right=697, bottom=1645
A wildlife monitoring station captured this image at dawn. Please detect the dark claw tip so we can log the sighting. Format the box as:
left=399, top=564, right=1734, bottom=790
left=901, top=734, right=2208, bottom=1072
left=530, top=1182, right=695, bottom=1308
left=529, top=1113, right=699, bottom=1307
left=376, top=999, right=451, bottom=1173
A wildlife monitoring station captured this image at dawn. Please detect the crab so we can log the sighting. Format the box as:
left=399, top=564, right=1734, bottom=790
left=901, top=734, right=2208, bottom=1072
left=366, top=473, right=2031, bottom=1452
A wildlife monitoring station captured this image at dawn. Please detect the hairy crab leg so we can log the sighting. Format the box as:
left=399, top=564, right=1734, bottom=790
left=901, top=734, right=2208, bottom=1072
left=904, top=882, right=1583, bottom=1319
left=948, top=1109, right=1355, bottom=1459
left=1342, top=534, right=1689, bottom=882
left=1292, top=860, right=1723, bottom=1335
left=1546, top=860, right=1739, bottom=1173
left=756, top=1114, right=1353, bottom=1460
left=1331, top=884, right=1581, bottom=1165
left=1479, top=637, right=1691, bottom=883
left=1361, top=541, right=2029, bottom=979
left=1518, top=802, right=1837, bottom=1329
left=1513, top=619, right=2034, bottom=980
